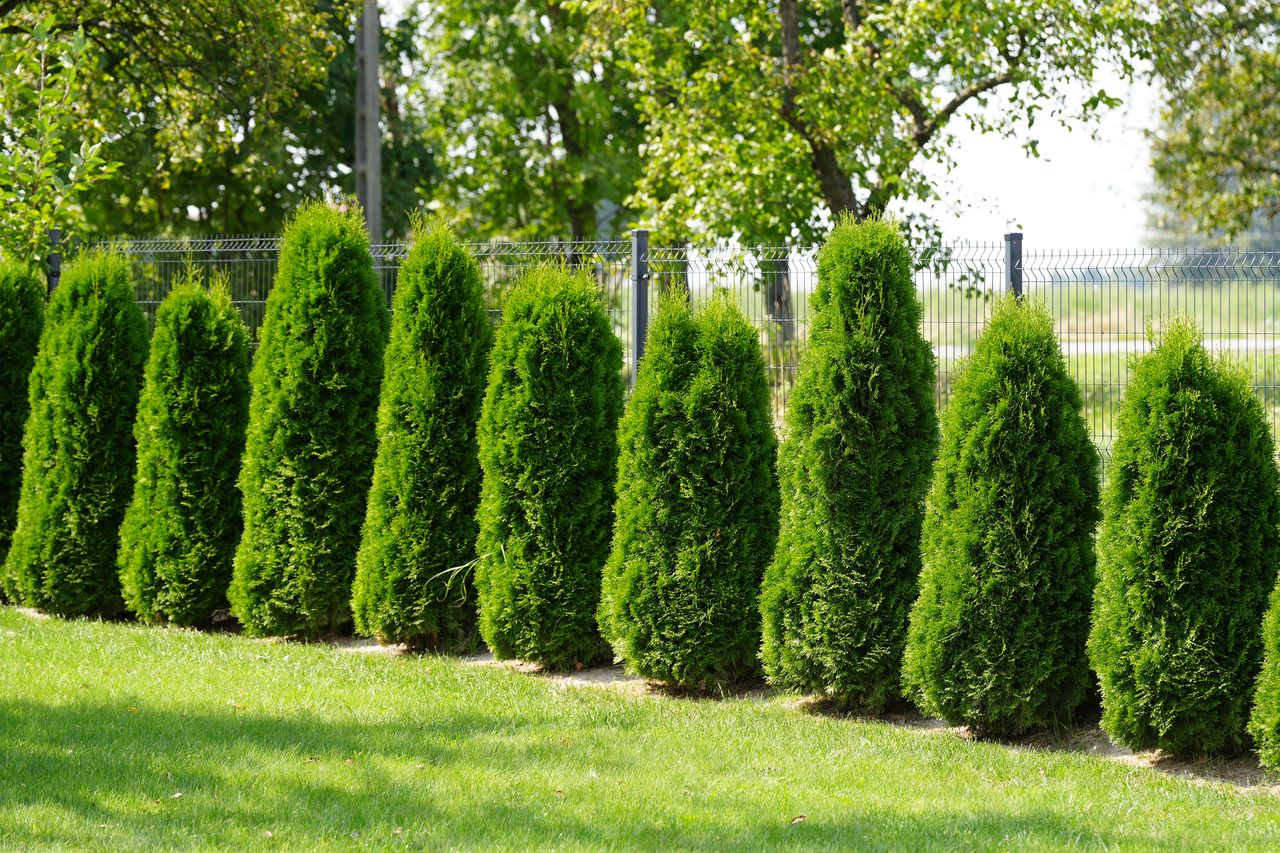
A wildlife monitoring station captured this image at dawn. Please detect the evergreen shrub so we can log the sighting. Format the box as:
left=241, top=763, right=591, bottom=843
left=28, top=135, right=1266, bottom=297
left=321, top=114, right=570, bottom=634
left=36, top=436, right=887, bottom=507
left=0, top=261, right=43, bottom=594
left=4, top=253, right=147, bottom=616
left=1090, top=320, right=1280, bottom=754
left=599, top=294, right=778, bottom=688
left=1251, top=402, right=1280, bottom=775
left=475, top=266, right=623, bottom=670
left=352, top=221, right=493, bottom=649
left=902, top=298, right=1100, bottom=735
left=1251, top=581, right=1280, bottom=770
left=760, top=217, right=938, bottom=708
left=118, top=275, right=250, bottom=625
left=229, top=203, right=389, bottom=637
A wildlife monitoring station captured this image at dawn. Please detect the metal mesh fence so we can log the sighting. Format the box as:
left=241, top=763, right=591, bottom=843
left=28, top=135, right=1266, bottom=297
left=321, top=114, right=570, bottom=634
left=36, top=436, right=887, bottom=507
left=1023, top=247, right=1280, bottom=455
left=83, top=235, right=1280, bottom=455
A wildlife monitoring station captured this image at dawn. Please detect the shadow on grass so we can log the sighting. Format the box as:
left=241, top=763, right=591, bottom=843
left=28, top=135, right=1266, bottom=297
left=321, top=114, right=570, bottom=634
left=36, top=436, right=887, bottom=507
left=0, top=697, right=1139, bottom=850
left=793, top=695, right=1273, bottom=790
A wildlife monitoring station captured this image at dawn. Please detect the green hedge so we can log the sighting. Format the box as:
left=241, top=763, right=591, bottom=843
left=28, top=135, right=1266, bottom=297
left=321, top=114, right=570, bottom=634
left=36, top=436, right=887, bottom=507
left=475, top=266, right=623, bottom=670
left=352, top=222, right=493, bottom=649
left=0, top=261, right=43, bottom=595
left=230, top=203, right=389, bottom=637
left=760, top=218, right=938, bottom=708
left=3, top=253, right=147, bottom=616
left=1090, top=320, right=1280, bottom=754
left=118, top=278, right=250, bottom=626
left=902, top=299, right=1099, bottom=735
left=599, top=294, right=778, bottom=688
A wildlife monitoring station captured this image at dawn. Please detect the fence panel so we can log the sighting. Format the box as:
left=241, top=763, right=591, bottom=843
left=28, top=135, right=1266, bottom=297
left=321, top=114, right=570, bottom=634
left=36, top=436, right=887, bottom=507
left=83, top=235, right=1280, bottom=455
left=1024, top=247, right=1280, bottom=454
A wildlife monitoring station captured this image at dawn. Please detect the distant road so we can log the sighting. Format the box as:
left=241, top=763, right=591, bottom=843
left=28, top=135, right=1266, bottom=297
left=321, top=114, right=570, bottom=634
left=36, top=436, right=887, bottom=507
left=933, top=337, right=1280, bottom=360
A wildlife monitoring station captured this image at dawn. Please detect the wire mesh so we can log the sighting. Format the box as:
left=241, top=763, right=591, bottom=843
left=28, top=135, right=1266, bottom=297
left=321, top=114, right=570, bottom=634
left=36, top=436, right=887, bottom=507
left=88, top=235, right=632, bottom=363
left=83, top=236, right=1280, bottom=454
left=1024, top=246, right=1280, bottom=455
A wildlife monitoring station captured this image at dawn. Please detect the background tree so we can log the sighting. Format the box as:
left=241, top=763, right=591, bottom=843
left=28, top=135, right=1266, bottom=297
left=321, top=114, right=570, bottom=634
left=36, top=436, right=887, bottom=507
left=902, top=299, right=1099, bottom=736
left=410, top=0, right=644, bottom=240
left=74, top=3, right=437, bottom=239
left=0, top=19, right=116, bottom=264
left=600, top=295, right=778, bottom=688
left=475, top=267, right=623, bottom=670
left=3, top=253, right=147, bottom=616
left=118, top=276, right=250, bottom=626
left=1, top=0, right=362, bottom=238
left=1090, top=321, right=1280, bottom=755
left=760, top=218, right=936, bottom=709
left=582, top=0, right=1138, bottom=245
left=1144, top=2, right=1279, bottom=241
left=352, top=221, right=492, bottom=649
left=0, top=261, right=43, bottom=592
left=230, top=203, right=388, bottom=638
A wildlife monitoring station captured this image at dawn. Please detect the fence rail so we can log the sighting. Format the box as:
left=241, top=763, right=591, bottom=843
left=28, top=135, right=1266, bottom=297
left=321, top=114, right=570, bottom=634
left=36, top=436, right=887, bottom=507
left=76, top=232, right=1280, bottom=455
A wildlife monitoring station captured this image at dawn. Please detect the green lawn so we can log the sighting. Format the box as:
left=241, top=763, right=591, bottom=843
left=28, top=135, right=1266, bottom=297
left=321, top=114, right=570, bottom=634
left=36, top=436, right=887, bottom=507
left=2, top=607, right=1278, bottom=850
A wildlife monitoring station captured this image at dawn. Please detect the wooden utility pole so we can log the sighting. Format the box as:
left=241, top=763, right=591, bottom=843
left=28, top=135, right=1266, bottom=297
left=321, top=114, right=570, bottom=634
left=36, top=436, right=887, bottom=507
left=355, top=0, right=382, bottom=242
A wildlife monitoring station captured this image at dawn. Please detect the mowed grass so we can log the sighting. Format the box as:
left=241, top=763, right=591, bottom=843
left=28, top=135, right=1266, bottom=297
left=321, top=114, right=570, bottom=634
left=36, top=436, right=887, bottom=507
left=2, top=608, right=1278, bottom=850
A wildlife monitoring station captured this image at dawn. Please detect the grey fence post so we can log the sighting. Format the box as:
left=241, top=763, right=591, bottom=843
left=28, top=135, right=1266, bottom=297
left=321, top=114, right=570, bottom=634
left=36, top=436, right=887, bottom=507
left=47, top=228, right=62, bottom=296
left=631, top=229, right=650, bottom=385
left=1004, top=231, right=1023, bottom=301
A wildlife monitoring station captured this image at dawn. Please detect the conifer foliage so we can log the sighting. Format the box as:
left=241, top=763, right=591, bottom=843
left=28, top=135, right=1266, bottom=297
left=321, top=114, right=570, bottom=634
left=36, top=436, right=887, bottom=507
left=352, top=221, right=493, bottom=649
left=760, top=218, right=938, bottom=708
left=902, top=299, right=1099, bottom=735
left=475, top=267, right=623, bottom=670
left=117, top=277, right=250, bottom=626
left=0, top=261, right=43, bottom=592
left=4, top=253, right=147, bottom=616
left=230, top=203, right=389, bottom=637
left=599, top=295, right=778, bottom=687
left=1090, top=321, right=1280, bottom=754
left=1252, top=580, right=1280, bottom=770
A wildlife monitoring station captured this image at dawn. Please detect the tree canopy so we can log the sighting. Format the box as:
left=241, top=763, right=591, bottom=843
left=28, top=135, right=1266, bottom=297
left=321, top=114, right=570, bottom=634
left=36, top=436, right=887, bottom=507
left=581, top=0, right=1138, bottom=244
left=410, top=0, right=644, bottom=240
left=0, top=0, right=435, bottom=239
left=1145, top=2, right=1279, bottom=240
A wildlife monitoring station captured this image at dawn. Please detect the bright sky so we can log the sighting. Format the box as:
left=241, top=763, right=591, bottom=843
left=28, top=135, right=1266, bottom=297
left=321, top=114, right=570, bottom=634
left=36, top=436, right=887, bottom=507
left=912, top=75, right=1159, bottom=248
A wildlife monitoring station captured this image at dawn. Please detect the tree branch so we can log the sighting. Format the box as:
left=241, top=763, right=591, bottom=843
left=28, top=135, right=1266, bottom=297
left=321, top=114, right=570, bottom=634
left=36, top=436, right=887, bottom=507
left=891, top=30, right=1025, bottom=149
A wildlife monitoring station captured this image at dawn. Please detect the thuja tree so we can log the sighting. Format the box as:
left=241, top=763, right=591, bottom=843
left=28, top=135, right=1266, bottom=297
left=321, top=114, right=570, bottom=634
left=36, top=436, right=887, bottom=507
left=475, top=266, right=623, bottom=670
left=352, top=221, right=493, bottom=649
left=0, top=261, right=43, bottom=594
left=1091, top=320, right=1280, bottom=754
left=599, top=294, right=778, bottom=688
left=1252, top=579, right=1280, bottom=770
left=4, top=253, right=147, bottom=616
left=760, top=217, right=937, bottom=708
left=117, top=277, right=250, bottom=626
left=902, top=299, right=1099, bottom=736
left=230, top=203, right=388, bottom=637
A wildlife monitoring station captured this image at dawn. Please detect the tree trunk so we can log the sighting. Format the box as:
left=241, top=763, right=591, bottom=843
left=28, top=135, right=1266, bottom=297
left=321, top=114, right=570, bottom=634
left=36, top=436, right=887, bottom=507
left=763, top=254, right=794, bottom=345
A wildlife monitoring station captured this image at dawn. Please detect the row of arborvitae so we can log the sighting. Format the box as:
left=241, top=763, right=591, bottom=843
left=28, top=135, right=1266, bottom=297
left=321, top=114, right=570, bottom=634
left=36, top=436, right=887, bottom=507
left=766, top=219, right=1280, bottom=765
left=8, top=210, right=1280, bottom=769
